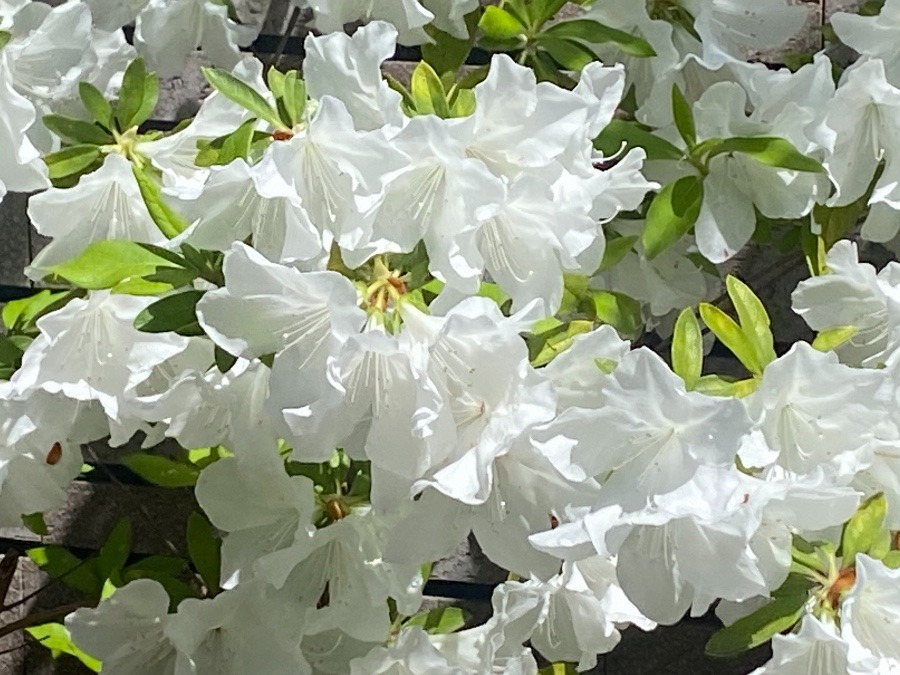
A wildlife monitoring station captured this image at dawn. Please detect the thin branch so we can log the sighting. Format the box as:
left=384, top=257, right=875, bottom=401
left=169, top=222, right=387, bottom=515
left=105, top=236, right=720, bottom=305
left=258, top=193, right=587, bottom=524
left=0, top=603, right=84, bottom=641
left=266, top=6, right=302, bottom=74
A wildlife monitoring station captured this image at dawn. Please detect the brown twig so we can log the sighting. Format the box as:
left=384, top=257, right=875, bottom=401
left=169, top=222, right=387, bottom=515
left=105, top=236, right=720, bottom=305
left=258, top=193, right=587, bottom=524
left=0, top=603, right=84, bottom=641
left=266, top=6, right=302, bottom=74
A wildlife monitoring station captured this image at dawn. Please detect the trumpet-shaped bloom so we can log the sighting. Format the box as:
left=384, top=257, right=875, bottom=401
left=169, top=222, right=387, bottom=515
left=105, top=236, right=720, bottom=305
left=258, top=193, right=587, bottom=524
left=177, top=157, right=327, bottom=270
left=820, top=60, right=900, bottom=209
left=792, top=240, right=900, bottom=368
left=841, top=555, right=900, bottom=664
left=302, top=0, right=433, bottom=45
left=271, top=96, right=408, bottom=251
left=195, top=454, right=316, bottom=588
left=12, top=292, right=190, bottom=433
left=528, top=557, right=656, bottom=670
left=831, top=0, right=900, bottom=88
left=534, top=347, right=750, bottom=503
left=67, top=579, right=180, bottom=674
left=303, top=21, right=404, bottom=131
left=27, top=154, right=166, bottom=277
left=196, top=243, right=366, bottom=459
left=0, top=50, right=47, bottom=202
left=165, top=580, right=311, bottom=674
left=134, top=0, right=257, bottom=77
left=744, top=342, right=890, bottom=476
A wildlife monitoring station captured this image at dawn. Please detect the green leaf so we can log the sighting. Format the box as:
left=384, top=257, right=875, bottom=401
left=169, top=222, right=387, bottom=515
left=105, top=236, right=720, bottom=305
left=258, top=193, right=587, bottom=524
left=642, top=175, right=704, bottom=259
left=543, top=19, right=656, bottom=57
left=478, top=6, right=526, bottom=41
left=529, top=0, right=571, bottom=27
left=705, top=592, right=808, bottom=657
left=726, top=276, right=776, bottom=369
left=841, top=493, right=888, bottom=564
left=530, top=320, right=593, bottom=367
left=708, top=137, right=825, bottom=173
left=423, top=17, right=476, bottom=79
left=44, top=144, right=102, bottom=180
left=591, top=290, right=643, bottom=336
left=133, top=290, right=205, bottom=336
left=811, top=326, right=858, bottom=354
left=134, top=75, right=159, bottom=129
left=266, top=67, right=285, bottom=100
left=771, top=572, right=816, bottom=599
left=215, top=345, right=238, bottom=373
left=477, top=282, right=511, bottom=307
left=22, top=512, right=49, bottom=536
left=699, top=302, right=763, bottom=375
left=882, top=550, right=900, bottom=569
left=449, top=88, right=476, bottom=118
left=217, top=118, right=256, bottom=164
left=97, top=518, right=132, bottom=583
left=49, top=240, right=179, bottom=289
left=121, top=453, right=201, bottom=488
left=280, top=70, right=307, bottom=128
left=538, top=35, right=597, bottom=71
left=202, top=67, right=285, bottom=129
left=672, top=308, right=702, bottom=389
left=187, top=512, right=221, bottom=595
left=410, top=61, right=451, bottom=118
left=116, top=59, right=156, bottom=130
left=25, top=624, right=101, bottom=672
left=27, top=545, right=104, bottom=596
left=671, top=84, right=696, bottom=148
left=404, top=606, right=468, bottom=634
left=78, top=82, right=115, bottom=130
left=123, top=556, right=196, bottom=608
left=42, top=114, right=113, bottom=146
left=597, top=235, right=637, bottom=273
left=594, top=119, right=684, bottom=161
left=2, top=289, right=72, bottom=333
left=0, top=31, right=10, bottom=51
left=132, top=165, right=190, bottom=238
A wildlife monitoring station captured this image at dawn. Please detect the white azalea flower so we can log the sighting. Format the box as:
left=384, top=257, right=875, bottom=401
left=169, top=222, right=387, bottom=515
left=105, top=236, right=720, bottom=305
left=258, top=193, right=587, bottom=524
left=687, top=0, right=808, bottom=67
left=134, top=0, right=257, bottom=77
left=534, top=347, right=750, bottom=503
left=743, top=342, right=889, bottom=476
left=606, top=465, right=770, bottom=623
left=303, top=21, right=404, bottom=131
left=67, top=579, right=180, bottom=674
left=841, top=555, right=900, bottom=664
left=541, top=325, right=630, bottom=411
left=529, top=556, right=656, bottom=670
left=365, top=113, right=503, bottom=278
left=819, top=59, right=900, bottom=209
left=196, top=243, right=366, bottom=460
left=177, top=157, right=327, bottom=270
left=135, top=356, right=278, bottom=458
left=690, top=81, right=821, bottom=262
left=165, top=580, right=311, bottom=674
left=831, top=0, right=900, bottom=88
left=301, top=0, right=433, bottom=45
left=0, top=384, right=107, bottom=526
left=0, top=50, right=48, bottom=202
left=195, top=454, right=316, bottom=588
left=413, top=299, right=557, bottom=505
left=752, top=615, right=883, bottom=675
left=270, top=95, right=408, bottom=252
left=792, top=240, right=900, bottom=368
left=26, top=154, right=166, bottom=277
left=11, top=292, right=190, bottom=441
left=349, top=627, right=464, bottom=675
left=256, top=507, right=425, bottom=643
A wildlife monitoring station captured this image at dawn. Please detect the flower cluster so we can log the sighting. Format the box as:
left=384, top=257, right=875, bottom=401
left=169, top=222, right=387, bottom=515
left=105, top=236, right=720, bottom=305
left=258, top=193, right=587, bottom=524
left=2, top=0, right=900, bottom=673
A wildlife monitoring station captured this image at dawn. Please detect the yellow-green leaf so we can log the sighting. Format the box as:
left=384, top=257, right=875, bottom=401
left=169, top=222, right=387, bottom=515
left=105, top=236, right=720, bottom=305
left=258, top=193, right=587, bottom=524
left=672, top=307, right=702, bottom=389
